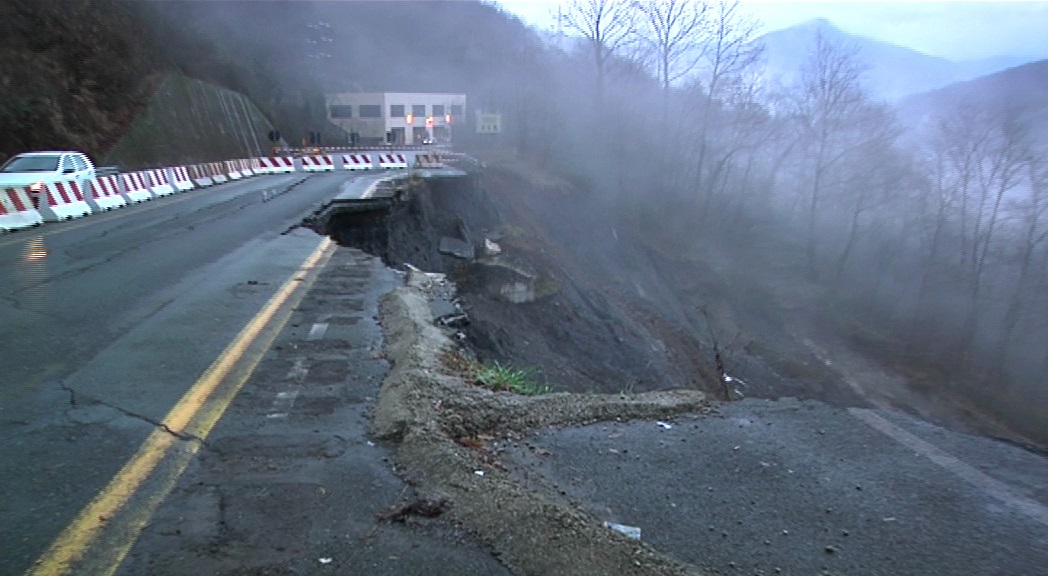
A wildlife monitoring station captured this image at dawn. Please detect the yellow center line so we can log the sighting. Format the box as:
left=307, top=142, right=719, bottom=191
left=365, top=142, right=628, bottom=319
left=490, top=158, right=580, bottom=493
left=28, top=236, right=335, bottom=576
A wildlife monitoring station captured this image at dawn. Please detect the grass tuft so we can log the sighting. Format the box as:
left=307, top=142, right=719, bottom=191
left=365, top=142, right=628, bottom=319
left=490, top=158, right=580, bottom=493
left=472, top=361, right=550, bottom=396
left=439, top=349, right=551, bottom=396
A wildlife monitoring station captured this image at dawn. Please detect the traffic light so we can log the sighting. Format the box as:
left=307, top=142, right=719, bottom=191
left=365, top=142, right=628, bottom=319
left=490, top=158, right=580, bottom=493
left=268, top=129, right=281, bottom=142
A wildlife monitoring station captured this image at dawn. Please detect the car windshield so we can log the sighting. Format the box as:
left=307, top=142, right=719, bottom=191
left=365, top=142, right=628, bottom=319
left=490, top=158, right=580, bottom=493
left=1, top=155, right=61, bottom=173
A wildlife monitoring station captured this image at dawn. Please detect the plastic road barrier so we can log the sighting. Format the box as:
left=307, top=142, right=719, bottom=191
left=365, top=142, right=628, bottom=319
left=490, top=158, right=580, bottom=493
left=119, top=171, right=153, bottom=203
left=171, top=166, right=195, bottom=192
left=236, top=159, right=254, bottom=177
left=414, top=154, right=444, bottom=169
left=224, top=160, right=243, bottom=180
left=209, top=163, right=229, bottom=184
left=120, top=172, right=153, bottom=203
left=341, top=154, right=373, bottom=171
left=1, top=187, right=44, bottom=231
left=273, top=157, right=295, bottom=173
left=36, top=181, right=93, bottom=221
left=260, top=157, right=295, bottom=174
left=187, top=164, right=213, bottom=188
left=147, top=169, right=176, bottom=197
left=86, top=175, right=128, bottom=211
left=377, top=153, right=408, bottom=169
left=302, top=156, right=335, bottom=172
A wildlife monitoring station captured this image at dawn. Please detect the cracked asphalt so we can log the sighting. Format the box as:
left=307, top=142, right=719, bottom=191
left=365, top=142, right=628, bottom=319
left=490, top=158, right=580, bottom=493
left=117, top=247, right=507, bottom=575
left=0, top=173, right=390, bottom=574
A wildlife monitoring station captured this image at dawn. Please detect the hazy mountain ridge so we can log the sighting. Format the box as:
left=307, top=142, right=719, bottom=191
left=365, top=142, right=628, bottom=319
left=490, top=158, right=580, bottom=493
left=758, top=18, right=1035, bottom=101
left=898, top=58, right=1048, bottom=140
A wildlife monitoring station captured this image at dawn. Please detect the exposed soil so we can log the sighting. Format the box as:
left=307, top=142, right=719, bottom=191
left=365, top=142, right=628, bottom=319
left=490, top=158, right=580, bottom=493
left=322, top=151, right=1043, bottom=451
left=324, top=170, right=720, bottom=399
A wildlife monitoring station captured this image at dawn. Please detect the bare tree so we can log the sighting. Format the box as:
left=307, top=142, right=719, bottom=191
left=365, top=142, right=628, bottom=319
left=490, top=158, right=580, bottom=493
left=634, top=0, right=709, bottom=124
left=689, top=0, right=763, bottom=204
left=991, top=131, right=1046, bottom=366
left=560, top=0, right=638, bottom=115
left=790, top=30, right=888, bottom=276
left=957, top=110, right=1029, bottom=357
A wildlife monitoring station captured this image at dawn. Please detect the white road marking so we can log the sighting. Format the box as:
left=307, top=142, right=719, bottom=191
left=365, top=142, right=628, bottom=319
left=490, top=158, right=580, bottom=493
left=850, top=407, right=1048, bottom=527
left=267, top=358, right=309, bottom=419
left=307, top=322, right=329, bottom=341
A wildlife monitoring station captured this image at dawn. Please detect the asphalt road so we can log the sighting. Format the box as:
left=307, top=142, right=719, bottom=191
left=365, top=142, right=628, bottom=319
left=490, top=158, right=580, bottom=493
left=116, top=246, right=507, bottom=576
left=0, top=172, right=362, bottom=574
left=502, top=397, right=1048, bottom=576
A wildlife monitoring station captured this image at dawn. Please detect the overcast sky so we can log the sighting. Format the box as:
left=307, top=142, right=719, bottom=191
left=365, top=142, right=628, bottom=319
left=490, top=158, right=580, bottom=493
left=494, top=1, right=1048, bottom=61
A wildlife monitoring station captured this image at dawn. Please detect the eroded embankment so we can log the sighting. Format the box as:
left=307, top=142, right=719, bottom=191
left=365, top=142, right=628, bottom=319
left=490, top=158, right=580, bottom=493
left=318, top=172, right=719, bottom=398
left=313, top=173, right=717, bottom=573
left=373, top=270, right=707, bottom=576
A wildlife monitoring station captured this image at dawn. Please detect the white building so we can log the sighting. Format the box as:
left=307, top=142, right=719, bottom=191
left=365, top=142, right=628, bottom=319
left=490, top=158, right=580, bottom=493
left=326, top=92, right=466, bottom=145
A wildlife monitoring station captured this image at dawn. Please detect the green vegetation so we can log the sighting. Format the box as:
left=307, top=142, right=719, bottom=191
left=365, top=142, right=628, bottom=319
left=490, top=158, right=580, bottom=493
left=471, top=361, right=549, bottom=396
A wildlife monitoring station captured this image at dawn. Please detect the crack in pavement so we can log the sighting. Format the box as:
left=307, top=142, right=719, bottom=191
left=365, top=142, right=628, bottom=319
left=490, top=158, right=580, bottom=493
left=62, top=383, right=207, bottom=444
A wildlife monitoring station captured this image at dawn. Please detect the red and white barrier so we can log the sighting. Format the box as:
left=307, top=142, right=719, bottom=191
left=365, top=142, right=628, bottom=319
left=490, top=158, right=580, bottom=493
left=225, top=160, right=243, bottom=180
left=210, top=163, right=229, bottom=184
left=36, top=181, right=93, bottom=221
left=239, top=159, right=254, bottom=177
left=0, top=187, right=43, bottom=231
left=147, top=169, right=176, bottom=197
left=86, top=175, right=128, bottom=211
left=302, top=155, right=335, bottom=172
left=120, top=172, right=153, bottom=203
left=188, top=164, right=213, bottom=187
left=258, top=157, right=295, bottom=174
left=377, top=153, right=408, bottom=169
left=341, top=154, right=373, bottom=171
left=274, top=157, right=295, bottom=173
left=171, top=166, right=195, bottom=192
left=414, top=153, right=444, bottom=169
left=256, top=158, right=274, bottom=174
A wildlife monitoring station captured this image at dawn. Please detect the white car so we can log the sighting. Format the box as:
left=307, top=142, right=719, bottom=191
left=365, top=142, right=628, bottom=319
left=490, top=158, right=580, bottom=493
left=0, top=151, right=96, bottom=199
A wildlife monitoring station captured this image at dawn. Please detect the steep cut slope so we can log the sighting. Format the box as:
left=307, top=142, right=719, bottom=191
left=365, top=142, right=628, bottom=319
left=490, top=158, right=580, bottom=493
left=103, top=75, right=278, bottom=169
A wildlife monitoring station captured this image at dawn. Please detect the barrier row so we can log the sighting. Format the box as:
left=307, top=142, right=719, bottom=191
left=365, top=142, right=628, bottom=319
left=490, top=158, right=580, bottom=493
left=2, top=152, right=447, bottom=233
left=292, top=153, right=442, bottom=171
left=1, top=158, right=265, bottom=233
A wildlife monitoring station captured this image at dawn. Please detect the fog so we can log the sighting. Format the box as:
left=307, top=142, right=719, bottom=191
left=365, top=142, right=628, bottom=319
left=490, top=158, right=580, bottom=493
left=144, top=1, right=1047, bottom=443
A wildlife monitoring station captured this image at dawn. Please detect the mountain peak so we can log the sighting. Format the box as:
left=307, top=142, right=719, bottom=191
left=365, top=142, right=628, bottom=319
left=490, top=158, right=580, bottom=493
left=756, top=18, right=1032, bottom=101
left=800, top=17, right=836, bottom=30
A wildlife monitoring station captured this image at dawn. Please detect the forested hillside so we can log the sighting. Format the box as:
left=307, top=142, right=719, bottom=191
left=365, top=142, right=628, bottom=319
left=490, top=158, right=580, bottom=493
left=0, top=0, right=155, bottom=162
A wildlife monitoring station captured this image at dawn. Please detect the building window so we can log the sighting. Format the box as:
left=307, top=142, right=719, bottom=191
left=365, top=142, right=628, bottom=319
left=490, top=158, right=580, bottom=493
left=329, top=105, right=353, bottom=118
left=390, top=104, right=405, bottom=117
left=359, top=104, right=382, bottom=118
left=412, top=104, right=426, bottom=117
left=432, top=104, right=445, bottom=116
left=450, top=104, right=464, bottom=117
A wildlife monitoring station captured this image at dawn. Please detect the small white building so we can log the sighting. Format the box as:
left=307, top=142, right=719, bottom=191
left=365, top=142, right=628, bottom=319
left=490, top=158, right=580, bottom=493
left=326, top=92, right=467, bottom=145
